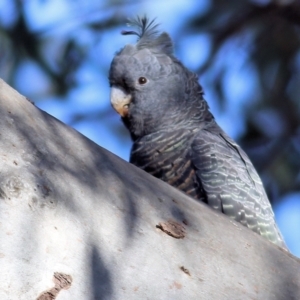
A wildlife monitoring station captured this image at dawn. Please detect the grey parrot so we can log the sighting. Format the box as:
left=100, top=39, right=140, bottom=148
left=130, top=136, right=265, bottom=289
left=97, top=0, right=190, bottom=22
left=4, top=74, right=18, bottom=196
left=109, top=17, right=287, bottom=249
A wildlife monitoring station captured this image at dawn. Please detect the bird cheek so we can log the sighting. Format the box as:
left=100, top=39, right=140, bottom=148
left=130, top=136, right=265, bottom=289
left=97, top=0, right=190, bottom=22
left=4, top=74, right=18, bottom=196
left=110, top=86, right=132, bottom=117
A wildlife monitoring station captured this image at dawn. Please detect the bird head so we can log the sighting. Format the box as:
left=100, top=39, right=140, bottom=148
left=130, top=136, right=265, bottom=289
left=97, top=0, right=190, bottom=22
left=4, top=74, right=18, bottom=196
left=109, top=16, right=207, bottom=139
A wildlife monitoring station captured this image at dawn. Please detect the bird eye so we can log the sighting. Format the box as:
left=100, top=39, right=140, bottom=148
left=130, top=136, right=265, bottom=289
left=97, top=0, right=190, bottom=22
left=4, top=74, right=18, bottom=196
left=138, top=77, right=147, bottom=84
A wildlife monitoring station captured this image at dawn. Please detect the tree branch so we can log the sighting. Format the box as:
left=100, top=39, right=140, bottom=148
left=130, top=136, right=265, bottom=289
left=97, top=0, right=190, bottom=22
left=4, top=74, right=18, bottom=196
left=0, top=79, right=299, bottom=299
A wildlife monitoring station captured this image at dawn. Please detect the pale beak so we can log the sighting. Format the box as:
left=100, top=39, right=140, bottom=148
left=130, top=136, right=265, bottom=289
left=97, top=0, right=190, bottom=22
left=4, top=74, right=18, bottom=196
left=110, top=86, right=132, bottom=117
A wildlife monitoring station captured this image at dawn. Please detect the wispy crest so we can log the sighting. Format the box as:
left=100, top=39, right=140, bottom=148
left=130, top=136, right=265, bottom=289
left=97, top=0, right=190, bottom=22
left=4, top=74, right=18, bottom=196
left=121, top=16, right=160, bottom=41
left=120, top=16, right=173, bottom=55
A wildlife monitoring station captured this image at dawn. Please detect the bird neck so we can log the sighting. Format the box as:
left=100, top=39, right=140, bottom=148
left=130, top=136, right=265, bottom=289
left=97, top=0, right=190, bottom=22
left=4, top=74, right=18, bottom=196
left=125, top=68, right=215, bottom=140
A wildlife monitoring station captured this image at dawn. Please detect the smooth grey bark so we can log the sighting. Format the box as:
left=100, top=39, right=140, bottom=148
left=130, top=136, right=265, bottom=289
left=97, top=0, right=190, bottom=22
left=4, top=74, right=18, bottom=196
left=0, top=78, right=299, bottom=300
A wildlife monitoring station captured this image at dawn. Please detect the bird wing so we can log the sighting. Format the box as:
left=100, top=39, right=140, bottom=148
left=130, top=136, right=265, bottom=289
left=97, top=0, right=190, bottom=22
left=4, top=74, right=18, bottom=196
left=191, top=128, right=286, bottom=247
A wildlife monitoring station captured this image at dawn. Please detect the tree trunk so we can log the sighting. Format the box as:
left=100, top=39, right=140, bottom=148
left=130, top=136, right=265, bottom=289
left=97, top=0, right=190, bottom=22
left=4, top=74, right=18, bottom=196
left=0, top=79, right=299, bottom=300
